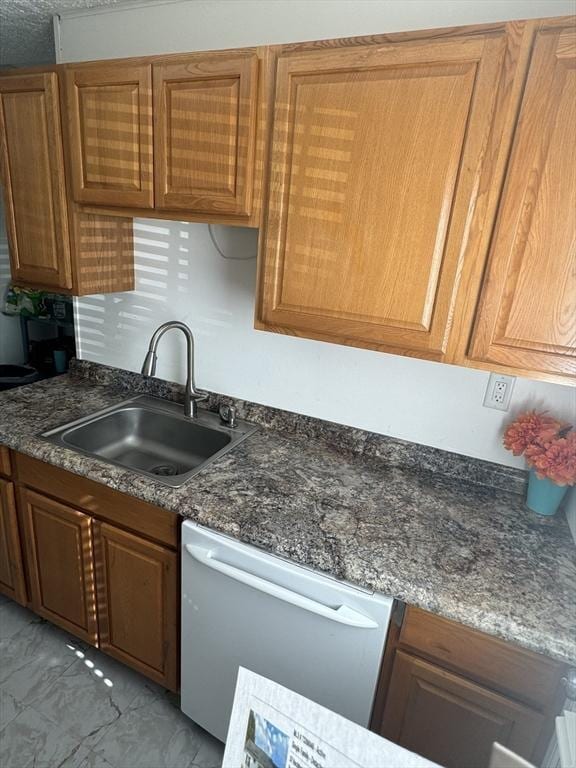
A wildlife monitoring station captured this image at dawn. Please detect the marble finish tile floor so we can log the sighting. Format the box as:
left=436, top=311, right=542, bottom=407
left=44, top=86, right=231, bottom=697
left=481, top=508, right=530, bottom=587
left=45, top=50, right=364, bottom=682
left=0, top=596, right=224, bottom=768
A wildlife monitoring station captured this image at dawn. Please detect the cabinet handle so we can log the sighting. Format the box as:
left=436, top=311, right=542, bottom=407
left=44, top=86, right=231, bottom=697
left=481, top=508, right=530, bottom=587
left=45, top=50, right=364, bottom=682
left=185, top=543, right=378, bottom=629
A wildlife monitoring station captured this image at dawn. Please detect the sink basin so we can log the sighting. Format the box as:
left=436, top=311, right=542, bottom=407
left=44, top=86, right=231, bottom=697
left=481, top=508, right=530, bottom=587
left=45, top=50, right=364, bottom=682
left=43, top=395, right=257, bottom=487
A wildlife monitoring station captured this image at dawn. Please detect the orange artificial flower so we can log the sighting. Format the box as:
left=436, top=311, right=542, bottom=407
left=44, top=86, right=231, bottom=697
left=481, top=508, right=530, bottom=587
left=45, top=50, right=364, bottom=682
left=527, top=431, right=576, bottom=486
left=503, top=411, right=564, bottom=456
left=503, top=410, right=575, bottom=486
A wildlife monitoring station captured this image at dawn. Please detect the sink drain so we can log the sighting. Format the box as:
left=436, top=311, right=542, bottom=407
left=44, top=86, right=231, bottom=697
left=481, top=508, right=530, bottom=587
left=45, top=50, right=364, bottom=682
left=149, top=463, right=179, bottom=477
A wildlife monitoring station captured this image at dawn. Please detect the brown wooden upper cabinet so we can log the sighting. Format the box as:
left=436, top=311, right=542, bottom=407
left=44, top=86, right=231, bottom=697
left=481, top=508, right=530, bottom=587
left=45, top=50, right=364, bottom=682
left=65, top=51, right=260, bottom=219
left=0, top=70, right=134, bottom=295
left=2, top=18, right=573, bottom=379
left=468, top=23, right=576, bottom=379
left=65, top=62, right=154, bottom=208
left=256, top=31, right=514, bottom=359
left=0, top=72, right=73, bottom=289
left=153, top=51, right=259, bottom=216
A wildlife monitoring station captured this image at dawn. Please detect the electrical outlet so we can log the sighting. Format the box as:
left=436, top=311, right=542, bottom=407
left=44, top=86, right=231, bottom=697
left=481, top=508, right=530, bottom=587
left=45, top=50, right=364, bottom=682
left=483, top=373, right=516, bottom=411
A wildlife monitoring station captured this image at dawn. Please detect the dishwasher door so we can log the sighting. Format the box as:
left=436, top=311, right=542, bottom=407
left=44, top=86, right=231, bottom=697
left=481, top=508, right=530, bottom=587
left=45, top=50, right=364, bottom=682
left=181, top=522, right=393, bottom=742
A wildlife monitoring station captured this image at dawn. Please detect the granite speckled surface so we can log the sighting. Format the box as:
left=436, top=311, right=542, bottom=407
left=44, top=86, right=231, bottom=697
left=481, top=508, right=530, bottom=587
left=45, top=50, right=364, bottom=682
left=0, top=366, right=574, bottom=667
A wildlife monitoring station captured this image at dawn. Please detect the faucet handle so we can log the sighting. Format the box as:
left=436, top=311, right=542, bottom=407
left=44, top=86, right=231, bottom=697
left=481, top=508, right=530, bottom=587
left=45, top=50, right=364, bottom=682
left=219, top=404, right=237, bottom=428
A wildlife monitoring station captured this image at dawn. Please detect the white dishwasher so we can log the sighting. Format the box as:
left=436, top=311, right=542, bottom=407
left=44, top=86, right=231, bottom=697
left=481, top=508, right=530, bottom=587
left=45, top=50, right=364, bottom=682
left=181, top=522, right=394, bottom=742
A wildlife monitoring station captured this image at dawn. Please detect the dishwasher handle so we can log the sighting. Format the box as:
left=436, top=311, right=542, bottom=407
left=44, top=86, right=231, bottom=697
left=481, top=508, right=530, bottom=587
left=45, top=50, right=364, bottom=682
left=185, top=543, right=378, bottom=629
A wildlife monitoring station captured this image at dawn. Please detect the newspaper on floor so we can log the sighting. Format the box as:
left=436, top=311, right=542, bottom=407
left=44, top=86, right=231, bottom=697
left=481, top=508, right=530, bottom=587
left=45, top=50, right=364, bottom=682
left=222, top=667, right=441, bottom=768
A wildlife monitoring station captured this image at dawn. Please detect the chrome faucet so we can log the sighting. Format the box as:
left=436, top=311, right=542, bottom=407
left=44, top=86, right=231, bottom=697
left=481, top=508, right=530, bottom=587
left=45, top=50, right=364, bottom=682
left=141, top=321, right=206, bottom=418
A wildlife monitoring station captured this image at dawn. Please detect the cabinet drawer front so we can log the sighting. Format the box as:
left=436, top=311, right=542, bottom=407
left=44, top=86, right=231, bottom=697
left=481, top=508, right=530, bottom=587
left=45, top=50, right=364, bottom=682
left=0, top=72, right=72, bottom=290
left=0, top=478, right=27, bottom=604
left=469, top=25, right=576, bottom=379
left=153, top=51, right=259, bottom=216
left=14, top=453, right=178, bottom=549
left=65, top=63, right=153, bottom=208
left=94, top=521, right=179, bottom=691
left=382, top=651, right=544, bottom=768
left=19, top=488, right=98, bottom=643
left=400, top=607, right=563, bottom=708
left=258, top=33, right=509, bottom=357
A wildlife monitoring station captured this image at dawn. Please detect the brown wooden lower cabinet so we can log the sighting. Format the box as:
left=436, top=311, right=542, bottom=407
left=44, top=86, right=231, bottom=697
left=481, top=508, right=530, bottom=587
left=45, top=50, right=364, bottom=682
left=381, top=651, right=543, bottom=768
left=19, top=488, right=99, bottom=644
left=3, top=447, right=566, bottom=733
left=374, top=607, right=565, bottom=768
left=8, top=452, right=181, bottom=692
left=0, top=478, right=27, bottom=604
left=93, top=521, right=179, bottom=691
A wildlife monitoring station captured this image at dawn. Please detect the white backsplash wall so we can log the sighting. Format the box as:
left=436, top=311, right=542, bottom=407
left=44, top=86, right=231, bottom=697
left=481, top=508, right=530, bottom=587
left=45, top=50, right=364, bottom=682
left=63, top=0, right=576, bottom=470
left=57, top=0, right=576, bottom=61
left=74, top=220, right=576, bottom=469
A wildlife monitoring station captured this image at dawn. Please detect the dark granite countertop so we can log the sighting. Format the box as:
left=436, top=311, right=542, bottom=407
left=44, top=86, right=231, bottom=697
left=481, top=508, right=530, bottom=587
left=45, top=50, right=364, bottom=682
left=0, top=368, right=574, bottom=667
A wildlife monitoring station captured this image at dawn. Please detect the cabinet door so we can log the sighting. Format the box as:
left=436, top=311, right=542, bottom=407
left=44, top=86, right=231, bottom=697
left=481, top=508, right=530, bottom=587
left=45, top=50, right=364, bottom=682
left=0, top=479, right=27, bottom=604
left=93, top=522, right=178, bottom=691
left=153, top=51, right=258, bottom=215
left=65, top=62, right=153, bottom=208
left=19, top=489, right=98, bottom=644
left=0, top=72, right=72, bottom=289
left=380, top=651, right=544, bottom=768
left=258, top=33, right=511, bottom=357
left=469, top=26, right=576, bottom=378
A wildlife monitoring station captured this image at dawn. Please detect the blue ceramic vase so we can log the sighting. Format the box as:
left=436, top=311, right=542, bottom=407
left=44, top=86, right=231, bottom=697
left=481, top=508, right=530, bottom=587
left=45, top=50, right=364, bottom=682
left=526, top=470, right=569, bottom=516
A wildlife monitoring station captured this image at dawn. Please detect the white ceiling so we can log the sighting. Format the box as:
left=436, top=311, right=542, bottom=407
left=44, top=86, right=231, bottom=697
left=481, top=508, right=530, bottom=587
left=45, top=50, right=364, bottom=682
left=0, top=0, right=137, bottom=67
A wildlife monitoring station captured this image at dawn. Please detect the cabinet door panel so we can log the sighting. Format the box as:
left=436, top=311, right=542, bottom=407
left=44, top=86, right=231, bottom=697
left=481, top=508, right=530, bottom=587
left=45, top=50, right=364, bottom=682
left=0, top=73, right=72, bottom=289
left=258, top=34, right=510, bottom=356
left=154, top=52, right=258, bottom=215
left=381, top=651, right=544, bottom=768
left=469, top=27, right=576, bottom=378
left=19, top=489, right=98, bottom=643
left=94, top=522, right=178, bottom=691
left=0, top=479, right=27, bottom=604
left=66, top=63, right=153, bottom=208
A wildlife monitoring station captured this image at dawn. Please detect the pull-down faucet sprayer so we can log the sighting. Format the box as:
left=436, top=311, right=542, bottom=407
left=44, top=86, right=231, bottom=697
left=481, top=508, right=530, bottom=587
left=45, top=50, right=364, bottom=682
left=142, top=321, right=206, bottom=419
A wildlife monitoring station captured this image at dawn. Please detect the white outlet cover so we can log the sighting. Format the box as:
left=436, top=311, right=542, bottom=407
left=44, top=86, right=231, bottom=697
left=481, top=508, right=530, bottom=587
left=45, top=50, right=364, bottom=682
left=483, top=373, right=516, bottom=411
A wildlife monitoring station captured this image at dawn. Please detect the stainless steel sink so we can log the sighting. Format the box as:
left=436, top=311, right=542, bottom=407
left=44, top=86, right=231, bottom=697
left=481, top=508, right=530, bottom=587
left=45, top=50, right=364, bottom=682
left=43, top=395, right=257, bottom=487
